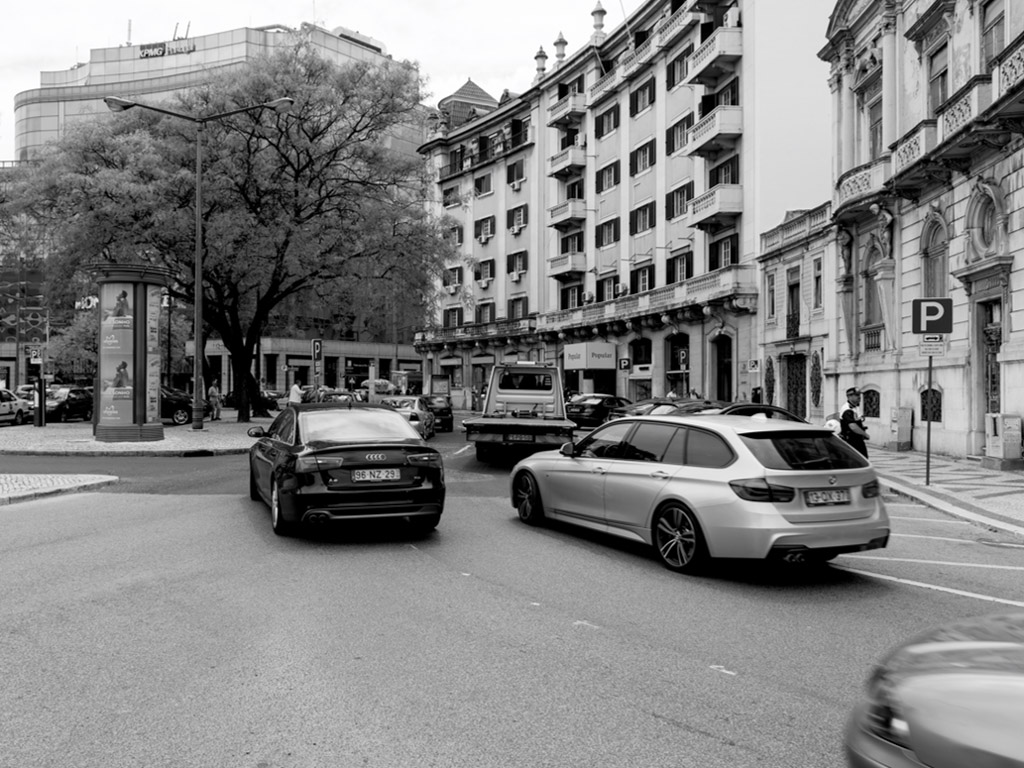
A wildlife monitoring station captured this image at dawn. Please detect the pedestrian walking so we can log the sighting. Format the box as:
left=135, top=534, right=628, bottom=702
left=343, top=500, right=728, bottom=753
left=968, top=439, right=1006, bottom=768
left=840, top=387, right=869, bottom=457
left=207, top=380, right=223, bottom=421
left=289, top=380, right=303, bottom=404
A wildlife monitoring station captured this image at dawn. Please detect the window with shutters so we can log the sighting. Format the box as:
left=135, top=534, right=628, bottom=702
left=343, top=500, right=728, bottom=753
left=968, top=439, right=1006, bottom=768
left=929, top=44, right=948, bottom=115
left=560, top=284, right=582, bottom=310
left=813, top=258, right=822, bottom=309
left=442, top=186, right=460, bottom=207
left=561, top=231, right=584, bottom=254
left=597, top=276, right=617, bottom=302
left=666, top=113, right=694, bottom=155
left=507, top=205, right=528, bottom=232
left=868, top=98, right=884, bottom=160
left=507, top=297, right=529, bottom=319
left=595, top=104, right=620, bottom=138
left=443, top=307, right=463, bottom=328
left=766, top=273, right=776, bottom=318
left=507, top=158, right=525, bottom=184
left=446, top=266, right=464, bottom=287
left=717, top=78, right=739, bottom=107
left=557, top=73, right=586, bottom=98
left=629, top=78, right=656, bottom=116
left=596, top=218, right=620, bottom=248
left=709, top=155, right=739, bottom=186
left=474, top=174, right=492, bottom=197
left=629, top=140, right=656, bottom=176
left=508, top=250, right=528, bottom=273
left=596, top=160, right=620, bottom=193
left=474, top=259, right=496, bottom=281
left=447, top=225, right=464, bottom=246
left=474, top=216, right=496, bottom=240
left=665, top=181, right=693, bottom=220
left=709, top=233, right=738, bottom=271
left=566, top=177, right=585, bottom=200
left=982, top=0, right=1005, bottom=74
left=666, top=45, right=693, bottom=90
left=629, top=202, right=656, bottom=235
left=666, top=250, right=693, bottom=284
left=630, top=265, right=655, bottom=294
left=475, top=302, right=495, bottom=324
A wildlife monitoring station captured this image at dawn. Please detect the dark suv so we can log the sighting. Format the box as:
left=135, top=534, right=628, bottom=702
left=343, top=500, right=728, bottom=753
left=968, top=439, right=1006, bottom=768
left=425, top=395, right=454, bottom=432
left=45, top=386, right=94, bottom=422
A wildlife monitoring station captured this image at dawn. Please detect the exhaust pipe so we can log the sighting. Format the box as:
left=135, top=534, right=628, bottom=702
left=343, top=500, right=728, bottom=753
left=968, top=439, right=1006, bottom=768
left=782, top=551, right=806, bottom=564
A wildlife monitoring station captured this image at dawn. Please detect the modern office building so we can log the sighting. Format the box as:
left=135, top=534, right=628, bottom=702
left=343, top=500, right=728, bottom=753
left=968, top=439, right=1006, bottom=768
left=818, top=0, right=1024, bottom=464
left=414, top=0, right=831, bottom=411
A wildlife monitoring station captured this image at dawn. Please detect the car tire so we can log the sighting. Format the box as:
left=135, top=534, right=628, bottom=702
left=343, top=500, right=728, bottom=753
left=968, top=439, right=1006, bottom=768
left=475, top=443, right=493, bottom=462
left=59, top=409, right=68, bottom=423
left=249, top=467, right=261, bottom=501
left=13, top=410, right=24, bottom=426
left=410, top=513, right=441, bottom=537
left=84, top=409, right=93, bottom=421
left=270, top=479, right=294, bottom=537
left=170, top=407, right=189, bottom=426
left=652, top=503, right=707, bottom=574
left=513, top=471, right=545, bottom=526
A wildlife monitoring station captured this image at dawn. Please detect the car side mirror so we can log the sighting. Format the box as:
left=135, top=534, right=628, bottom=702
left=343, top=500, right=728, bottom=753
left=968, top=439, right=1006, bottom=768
left=247, top=426, right=266, bottom=438
left=559, top=441, right=575, bottom=457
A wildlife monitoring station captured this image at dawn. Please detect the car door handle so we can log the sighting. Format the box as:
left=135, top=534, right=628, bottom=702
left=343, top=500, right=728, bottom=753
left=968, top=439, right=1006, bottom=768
left=650, top=470, right=672, bottom=479
left=591, top=465, right=607, bottom=474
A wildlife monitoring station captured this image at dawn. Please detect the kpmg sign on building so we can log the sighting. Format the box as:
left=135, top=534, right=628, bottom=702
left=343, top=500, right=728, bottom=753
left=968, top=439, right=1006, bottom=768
left=563, top=342, right=617, bottom=370
left=139, top=39, right=197, bottom=58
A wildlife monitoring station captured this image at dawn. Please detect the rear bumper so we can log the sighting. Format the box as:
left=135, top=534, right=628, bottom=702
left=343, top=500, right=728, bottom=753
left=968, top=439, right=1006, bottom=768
left=300, top=501, right=443, bottom=524
left=281, top=489, right=445, bottom=523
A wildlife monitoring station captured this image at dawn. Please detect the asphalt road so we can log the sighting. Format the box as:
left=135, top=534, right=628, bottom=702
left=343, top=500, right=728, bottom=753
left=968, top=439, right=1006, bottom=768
left=2, top=432, right=1023, bottom=767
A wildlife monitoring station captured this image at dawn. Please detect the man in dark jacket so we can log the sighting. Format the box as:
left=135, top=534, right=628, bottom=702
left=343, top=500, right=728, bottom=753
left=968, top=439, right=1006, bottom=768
left=840, top=387, right=869, bottom=457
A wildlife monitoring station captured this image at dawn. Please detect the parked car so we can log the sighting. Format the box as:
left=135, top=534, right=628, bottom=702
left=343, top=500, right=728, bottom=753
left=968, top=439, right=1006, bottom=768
left=566, top=394, right=632, bottom=429
left=425, top=395, right=454, bottom=432
left=161, top=387, right=211, bottom=426
left=844, top=611, right=1024, bottom=768
left=510, top=413, right=889, bottom=573
left=381, top=396, right=436, bottom=439
left=247, top=402, right=445, bottom=537
left=223, top=389, right=279, bottom=411
left=605, top=397, right=686, bottom=422
left=44, top=386, right=94, bottom=422
left=0, top=388, right=35, bottom=426
left=679, top=402, right=808, bottom=422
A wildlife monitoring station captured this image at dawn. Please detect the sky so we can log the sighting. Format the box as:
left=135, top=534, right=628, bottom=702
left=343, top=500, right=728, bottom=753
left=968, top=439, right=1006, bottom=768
left=0, top=0, right=835, bottom=229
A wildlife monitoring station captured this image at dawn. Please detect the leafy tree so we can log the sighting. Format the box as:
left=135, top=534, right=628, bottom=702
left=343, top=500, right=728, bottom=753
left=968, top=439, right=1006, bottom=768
left=8, top=35, right=454, bottom=420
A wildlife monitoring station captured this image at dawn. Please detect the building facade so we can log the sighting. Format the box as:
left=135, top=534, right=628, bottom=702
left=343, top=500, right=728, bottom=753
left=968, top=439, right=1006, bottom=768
left=415, top=0, right=830, bottom=412
left=819, top=0, right=1024, bottom=463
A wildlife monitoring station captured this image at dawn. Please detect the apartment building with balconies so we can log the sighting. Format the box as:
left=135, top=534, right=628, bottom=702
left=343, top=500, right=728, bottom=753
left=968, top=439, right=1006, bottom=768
left=819, top=0, right=1024, bottom=463
left=416, top=0, right=831, bottom=408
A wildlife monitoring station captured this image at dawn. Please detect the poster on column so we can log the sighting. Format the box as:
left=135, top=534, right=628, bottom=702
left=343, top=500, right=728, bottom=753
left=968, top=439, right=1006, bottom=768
left=145, top=285, right=162, bottom=423
left=99, top=283, right=134, bottom=425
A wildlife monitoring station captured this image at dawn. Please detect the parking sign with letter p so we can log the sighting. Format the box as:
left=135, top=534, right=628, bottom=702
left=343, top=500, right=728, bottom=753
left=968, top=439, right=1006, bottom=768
left=912, top=298, right=953, bottom=334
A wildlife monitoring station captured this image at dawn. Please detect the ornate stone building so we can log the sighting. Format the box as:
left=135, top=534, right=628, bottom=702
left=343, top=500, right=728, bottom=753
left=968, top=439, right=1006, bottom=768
left=819, top=0, right=1024, bottom=462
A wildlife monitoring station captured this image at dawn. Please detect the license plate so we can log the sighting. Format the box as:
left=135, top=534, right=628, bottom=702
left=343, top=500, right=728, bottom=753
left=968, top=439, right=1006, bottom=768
left=352, top=468, right=400, bottom=482
left=508, top=434, right=534, bottom=442
left=805, top=488, right=851, bottom=506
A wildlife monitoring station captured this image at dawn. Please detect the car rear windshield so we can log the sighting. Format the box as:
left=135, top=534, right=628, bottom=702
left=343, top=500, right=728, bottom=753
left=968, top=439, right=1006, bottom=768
left=299, top=409, right=420, bottom=443
left=739, top=431, right=870, bottom=470
left=574, top=397, right=603, bottom=406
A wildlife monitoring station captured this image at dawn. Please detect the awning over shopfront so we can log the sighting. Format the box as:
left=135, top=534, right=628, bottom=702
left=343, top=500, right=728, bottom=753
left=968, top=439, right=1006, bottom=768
left=564, top=342, right=617, bottom=370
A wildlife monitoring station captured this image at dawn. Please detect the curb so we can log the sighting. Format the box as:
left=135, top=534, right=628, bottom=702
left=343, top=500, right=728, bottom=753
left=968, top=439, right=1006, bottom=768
left=0, top=476, right=119, bottom=506
left=0, top=448, right=250, bottom=457
left=879, top=474, right=1024, bottom=538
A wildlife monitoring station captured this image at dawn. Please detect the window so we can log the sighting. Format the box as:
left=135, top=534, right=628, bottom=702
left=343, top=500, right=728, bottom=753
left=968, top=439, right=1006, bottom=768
left=629, top=202, right=656, bottom=235
left=766, top=273, right=776, bottom=318
left=982, top=0, right=1004, bottom=73
left=447, top=225, right=464, bottom=246
left=443, top=307, right=464, bottom=328
left=576, top=421, right=633, bottom=459
left=474, top=259, right=496, bottom=281
left=684, top=429, right=735, bottom=468
left=595, top=105, right=620, bottom=138
left=621, top=423, right=678, bottom=462
left=597, top=276, right=617, bottom=302
left=709, top=155, right=739, bottom=186
left=929, top=44, right=948, bottom=115
left=629, top=265, right=655, bottom=294
left=561, top=231, right=585, bottom=254
left=813, top=258, right=822, bottom=309
left=507, top=250, right=528, bottom=273
left=446, top=266, right=464, bottom=287
left=666, top=250, right=693, bottom=284
left=560, top=284, right=582, bottom=310
left=666, top=45, right=694, bottom=89
left=474, top=216, right=496, bottom=241
left=507, top=296, right=529, bottom=319
left=923, top=223, right=948, bottom=298
left=629, top=78, right=656, bottom=116
left=709, top=233, right=738, bottom=270
left=507, top=205, right=529, bottom=232
left=629, top=140, right=656, bottom=176
left=863, top=248, right=883, bottom=332
left=474, top=174, right=492, bottom=197
left=507, top=159, right=525, bottom=184
left=558, top=73, right=585, bottom=98
left=665, top=181, right=693, bottom=220
left=666, top=113, right=694, bottom=155
left=921, top=389, right=942, bottom=422
left=442, top=186, right=460, bottom=207
left=566, top=177, right=585, bottom=200
left=868, top=99, right=883, bottom=160
left=596, top=160, right=621, bottom=193
left=863, top=390, right=880, bottom=419
left=475, top=303, right=495, bottom=324
left=630, top=337, right=652, bottom=365
left=717, top=78, right=739, bottom=107
left=596, top=218, right=621, bottom=248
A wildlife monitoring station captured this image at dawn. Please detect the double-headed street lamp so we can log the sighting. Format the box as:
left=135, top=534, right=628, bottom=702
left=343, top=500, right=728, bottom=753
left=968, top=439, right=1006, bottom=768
left=104, top=95, right=294, bottom=429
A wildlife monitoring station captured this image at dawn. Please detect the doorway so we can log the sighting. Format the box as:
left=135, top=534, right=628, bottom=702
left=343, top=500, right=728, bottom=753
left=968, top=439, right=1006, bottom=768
left=712, top=335, right=733, bottom=402
left=784, top=354, right=806, bottom=418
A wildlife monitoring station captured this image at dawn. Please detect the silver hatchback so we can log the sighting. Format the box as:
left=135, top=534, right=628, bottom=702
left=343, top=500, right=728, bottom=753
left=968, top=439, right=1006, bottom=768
left=509, top=414, right=889, bottom=573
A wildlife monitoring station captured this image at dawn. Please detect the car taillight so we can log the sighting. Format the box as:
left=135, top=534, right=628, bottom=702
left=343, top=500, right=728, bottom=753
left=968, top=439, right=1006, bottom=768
left=294, top=456, right=345, bottom=473
left=729, top=478, right=796, bottom=503
left=407, top=453, right=442, bottom=467
left=862, top=480, right=880, bottom=498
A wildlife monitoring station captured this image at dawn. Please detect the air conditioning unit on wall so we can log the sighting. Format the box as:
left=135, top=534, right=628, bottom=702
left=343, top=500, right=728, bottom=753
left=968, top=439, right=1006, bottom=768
left=615, top=283, right=629, bottom=297
left=510, top=271, right=522, bottom=283
left=446, top=285, right=458, bottom=295
left=510, top=180, right=522, bottom=191
left=582, top=291, right=595, bottom=304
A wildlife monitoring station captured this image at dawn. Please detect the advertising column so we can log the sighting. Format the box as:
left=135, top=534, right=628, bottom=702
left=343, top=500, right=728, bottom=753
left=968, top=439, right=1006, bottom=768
left=98, top=283, right=135, bottom=426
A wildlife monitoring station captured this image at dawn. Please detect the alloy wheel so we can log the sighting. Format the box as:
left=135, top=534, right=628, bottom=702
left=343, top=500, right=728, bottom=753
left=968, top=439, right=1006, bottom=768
left=653, top=504, right=705, bottom=573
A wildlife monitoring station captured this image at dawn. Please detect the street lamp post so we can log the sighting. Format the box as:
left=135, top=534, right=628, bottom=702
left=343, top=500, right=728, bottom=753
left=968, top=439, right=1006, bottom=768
left=104, top=95, right=293, bottom=428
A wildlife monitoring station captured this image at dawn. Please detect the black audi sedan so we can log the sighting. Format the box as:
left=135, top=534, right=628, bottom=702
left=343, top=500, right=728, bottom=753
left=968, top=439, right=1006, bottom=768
left=247, top=402, right=445, bottom=537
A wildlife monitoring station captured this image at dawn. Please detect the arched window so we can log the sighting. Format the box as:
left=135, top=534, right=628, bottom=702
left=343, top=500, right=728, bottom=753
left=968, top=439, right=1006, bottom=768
left=922, top=219, right=948, bottom=297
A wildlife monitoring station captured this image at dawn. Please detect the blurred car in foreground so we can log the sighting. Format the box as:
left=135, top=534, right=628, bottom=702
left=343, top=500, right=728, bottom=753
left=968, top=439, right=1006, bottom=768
left=566, top=394, right=631, bottom=429
left=44, top=386, right=94, bottom=422
left=425, top=395, right=454, bottom=432
left=680, top=402, right=808, bottom=423
left=247, top=402, right=445, bottom=537
left=161, top=387, right=211, bottom=426
left=381, top=396, right=436, bottom=439
left=844, top=611, right=1024, bottom=767
left=0, top=388, right=35, bottom=426
left=510, top=413, right=888, bottom=574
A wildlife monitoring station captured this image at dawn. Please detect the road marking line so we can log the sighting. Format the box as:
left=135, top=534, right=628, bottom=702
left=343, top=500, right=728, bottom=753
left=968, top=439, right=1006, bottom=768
left=455, top=445, right=473, bottom=455
left=889, top=516, right=970, bottom=524
left=835, top=565, right=1024, bottom=608
left=573, top=620, right=600, bottom=629
left=710, top=665, right=737, bottom=676
left=843, top=555, right=1024, bottom=571
left=891, top=533, right=975, bottom=543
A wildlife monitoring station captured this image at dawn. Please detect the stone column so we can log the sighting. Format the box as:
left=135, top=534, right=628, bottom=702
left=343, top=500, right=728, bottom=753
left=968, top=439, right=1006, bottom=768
left=841, top=60, right=856, bottom=173
left=881, top=15, right=898, bottom=149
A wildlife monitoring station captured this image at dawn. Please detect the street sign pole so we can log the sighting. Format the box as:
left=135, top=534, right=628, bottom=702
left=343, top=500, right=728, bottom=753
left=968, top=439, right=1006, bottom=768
left=925, top=354, right=933, bottom=486
left=912, top=298, right=952, bottom=486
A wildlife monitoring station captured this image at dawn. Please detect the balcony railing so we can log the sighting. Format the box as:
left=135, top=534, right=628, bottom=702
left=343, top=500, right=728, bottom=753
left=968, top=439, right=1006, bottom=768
left=548, top=146, right=587, bottom=178
left=547, top=250, right=587, bottom=277
left=684, top=105, right=743, bottom=157
left=656, top=1, right=704, bottom=49
left=589, top=68, right=620, bottom=102
left=687, top=184, right=743, bottom=229
left=936, top=76, right=992, bottom=145
left=684, top=26, right=742, bottom=87
left=548, top=199, right=587, bottom=230
left=547, top=91, right=587, bottom=127
left=892, top=121, right=938, bottom=176
left=439, top=129, right=532, bottom=179
left=760, top=202, right=832, bottom=254
left=835, top=156, right=891, bottom=208
left=621, top=37, right=655, bottom=78
left=862, top=325, right=883, bottom=352
left=786, top=311, right=800, bottom=339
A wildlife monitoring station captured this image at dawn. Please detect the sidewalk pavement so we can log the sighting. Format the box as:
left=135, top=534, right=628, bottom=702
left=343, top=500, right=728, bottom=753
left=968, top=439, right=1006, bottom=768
left=2, top=413, right=1023, bottom=539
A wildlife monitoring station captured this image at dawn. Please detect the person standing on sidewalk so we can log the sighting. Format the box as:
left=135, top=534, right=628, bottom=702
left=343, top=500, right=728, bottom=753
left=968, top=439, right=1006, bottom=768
left=289, top=380, right=303, bottom=404
left=840, top=387, right=869, bottom=457
left=207, top=380, right=223, bottom=421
